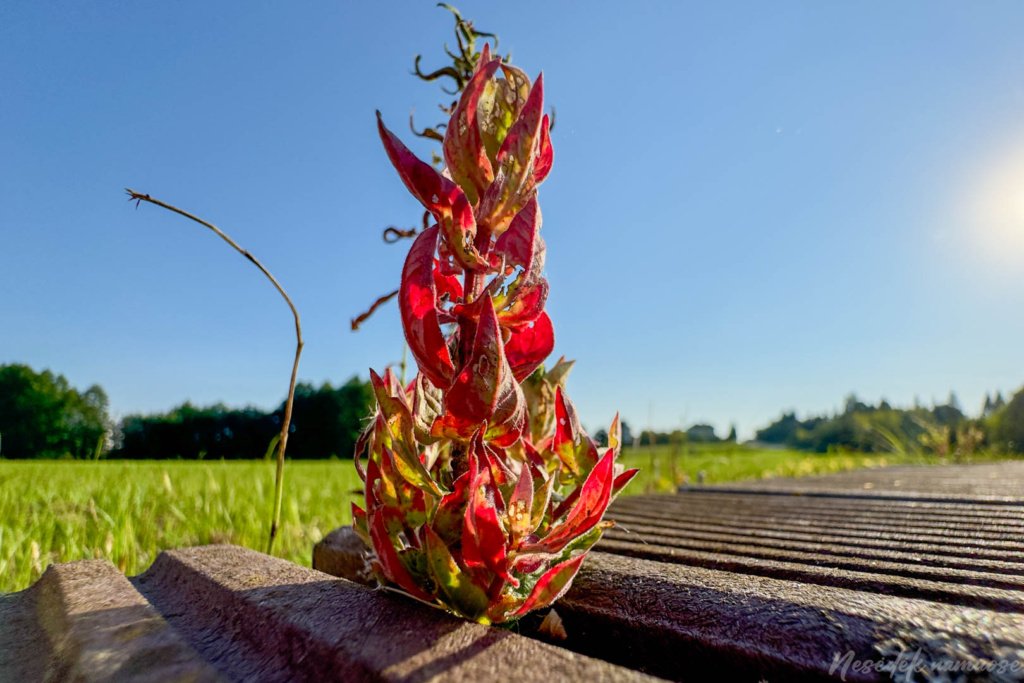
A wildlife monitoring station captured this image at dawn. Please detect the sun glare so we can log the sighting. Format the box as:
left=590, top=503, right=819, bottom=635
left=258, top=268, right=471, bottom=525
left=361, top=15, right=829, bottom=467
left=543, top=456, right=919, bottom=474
left=964, top=140, right=1024, bottom=270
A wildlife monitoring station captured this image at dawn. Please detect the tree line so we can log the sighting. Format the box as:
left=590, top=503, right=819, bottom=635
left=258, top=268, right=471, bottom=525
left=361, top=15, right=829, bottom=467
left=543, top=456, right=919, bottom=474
left=617, top=391, right=1024, bottom=456
left=2, top=362, right=1023, bottom=458
left=0, top=364, right=373, bottom=459
left=0, top=364, right=110, bottom=459
left=753, top=391, right=1024, bottom=456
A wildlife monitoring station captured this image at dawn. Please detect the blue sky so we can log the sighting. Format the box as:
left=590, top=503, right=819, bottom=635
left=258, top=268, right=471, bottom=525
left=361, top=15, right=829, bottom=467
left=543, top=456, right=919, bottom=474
left=3, top=2, right=1023, bottom=439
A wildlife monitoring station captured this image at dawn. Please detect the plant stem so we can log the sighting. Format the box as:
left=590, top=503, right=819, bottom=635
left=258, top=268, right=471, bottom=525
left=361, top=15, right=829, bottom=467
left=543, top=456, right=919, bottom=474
left=399, top=343, right=408, bottom=385
left=350, top=288, right=399, bottom=331
left=125, top=189, right=304, bottom=556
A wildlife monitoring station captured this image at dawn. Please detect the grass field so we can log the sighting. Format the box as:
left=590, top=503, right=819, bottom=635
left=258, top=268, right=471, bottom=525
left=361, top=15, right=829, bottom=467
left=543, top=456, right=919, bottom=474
left=0, top=446, right=1002, bottom=593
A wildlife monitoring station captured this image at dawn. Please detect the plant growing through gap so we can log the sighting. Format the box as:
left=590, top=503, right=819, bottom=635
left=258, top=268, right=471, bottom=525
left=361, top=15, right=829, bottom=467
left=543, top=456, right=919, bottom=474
left=354, top=28, right=637, bottom=623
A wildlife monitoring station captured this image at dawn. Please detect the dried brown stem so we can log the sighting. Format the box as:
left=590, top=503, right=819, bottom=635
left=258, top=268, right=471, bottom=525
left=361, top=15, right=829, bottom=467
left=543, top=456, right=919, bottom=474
left=383, top=226, right=418, bottom=243
left=409, top=112, right=445, bottom=142
left=125, top=189, right=304, bottom=555
left=351, top=288, right=399, bottom=331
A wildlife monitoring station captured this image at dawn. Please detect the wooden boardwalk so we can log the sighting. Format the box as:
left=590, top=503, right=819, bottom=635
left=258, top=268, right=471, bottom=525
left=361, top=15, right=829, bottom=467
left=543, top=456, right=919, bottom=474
left=706, top=460, right=1024, bottom=499
left=317, top=461, right=1024, bottom=681
left=3, top=461, right=1023, bottom=681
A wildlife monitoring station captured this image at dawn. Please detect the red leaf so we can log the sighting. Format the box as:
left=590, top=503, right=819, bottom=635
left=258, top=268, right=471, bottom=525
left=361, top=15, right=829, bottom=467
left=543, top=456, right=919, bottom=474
left=435, top=238, right=462, bottom=277
left=459, top=433, right=516, bottom=584
left=377, top=113, right=486, bottom=269
left=439, top=295, right=523, bottom=437
left=351, top=502, right=367, bottom=526
left=398, top=226, right=456, bottom=390
left=476, top=43, right=492, bottom=70
left=484, top=381, right=526, bottom=448
left=371, top=370, right=442, bottom=495
left=549, top=387, right=599, bottom=480
left=369, top=368, right=409, bottom=420
left=380, top=445, right=433, bottom=524
left=353, top=420, right=372, bottom=482
left=375, top=443, right=403, bottom=510
left=481, top=440, right=515, bottom=491
left=432, top=469, right=471, bottom=545
left=478, top=74, right=546, bottom=235
left=498, top=278, right=549, bottom=329
left=554, top=385, right=581, bottom=437
left=492, top=197, right=540, bottom=273
left=534, top=114, right=553, bottom=184
left=464, top=499, right=510, bottom=576
left=525, top=449, right=615, bottom=555
left=462, top=471, right=516, bottom=586
left=423, top=525, right=490, bottom=620
left=411, top=373, right=444, bottom=444
left=521, top=439, right=547, bottom=471
left=368, top=507, right=433, bottom=602
left=363, top=455, right=382, bottom=509
left=552, top=385, right=581, bottom=475
left=513, top=552, right=587, bottom=617
left=608, top=412, right=622, bottom=451
left=505, top=312, right=554, bottom=382
left=495, top=73, right=545, bottom=170
left=529, top=464, right=555, bottom=533
left=507, top=462, right=535, bottom=546
left=478, top=62, right=531, bottom=166
left=433, top=260, right=463, bottom=301
left=550, top=483, right=580, bottom=522
left=377, top=112, right=457, bottom=208
left=443, top=59, right=501, bottom=204
left=613, top=468, right=640, bottom=498
left=351, top=502, right=369, bottom=545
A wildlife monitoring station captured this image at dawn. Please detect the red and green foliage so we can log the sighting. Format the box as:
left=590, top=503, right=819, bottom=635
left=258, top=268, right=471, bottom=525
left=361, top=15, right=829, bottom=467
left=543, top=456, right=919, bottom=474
left=354, top=46, right=636, bottom=624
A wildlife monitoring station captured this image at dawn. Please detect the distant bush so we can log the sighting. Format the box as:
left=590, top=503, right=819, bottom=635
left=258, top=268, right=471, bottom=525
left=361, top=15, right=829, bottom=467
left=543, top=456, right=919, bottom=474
left=0, top=364, right=111, bottom=459
left=114, top=377, right=373, bottom=459
left=754, top=392, right=972, bottom=454
left=989, top=388, right=1024, bottom=453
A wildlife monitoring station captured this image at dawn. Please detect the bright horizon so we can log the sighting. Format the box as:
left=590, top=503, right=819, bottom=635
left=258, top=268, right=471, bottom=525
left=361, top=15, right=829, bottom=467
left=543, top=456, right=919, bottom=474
left=3, top=2, right=1023, bottom=440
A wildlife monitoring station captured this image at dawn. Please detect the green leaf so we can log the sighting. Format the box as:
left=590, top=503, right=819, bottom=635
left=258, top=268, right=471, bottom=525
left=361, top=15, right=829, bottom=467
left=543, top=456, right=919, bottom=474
left=424, top=525, right=490, bottom=621
left=478, top=64, right=531, bottom=165
left=513, top=552, right=587, bottom=617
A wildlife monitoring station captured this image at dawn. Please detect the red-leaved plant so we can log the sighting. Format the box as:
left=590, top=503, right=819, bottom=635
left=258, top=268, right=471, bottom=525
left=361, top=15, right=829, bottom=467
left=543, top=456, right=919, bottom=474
left=354, top=44, right=637, bottom=624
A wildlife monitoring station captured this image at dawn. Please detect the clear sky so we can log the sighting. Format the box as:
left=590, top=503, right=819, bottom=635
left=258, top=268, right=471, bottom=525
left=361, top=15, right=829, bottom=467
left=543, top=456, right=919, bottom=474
left=3, top=2, right=1023, bottom=439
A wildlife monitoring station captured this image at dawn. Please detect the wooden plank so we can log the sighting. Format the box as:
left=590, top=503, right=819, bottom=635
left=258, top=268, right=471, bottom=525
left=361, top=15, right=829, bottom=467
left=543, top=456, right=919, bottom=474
left=604, top=518, right=1024, bottom=575
left=610, top=500, right=1024, bottom=549
left=2, top=546, right=655, bottom=682
left=617, top=492, right=1024, bottom=528
left=603, top=524, right=1024, bottom=588
left=313, top=527, right=1024, bottom=682
left=700, top=461, right=1024, bottom=500
left=0, top=559, right=223, bottom=682
left=596, top=537, right=1024, bottom=612
left=132, top=545, right=656, bottom=682
left=563, top=551, right=1024, bottom=682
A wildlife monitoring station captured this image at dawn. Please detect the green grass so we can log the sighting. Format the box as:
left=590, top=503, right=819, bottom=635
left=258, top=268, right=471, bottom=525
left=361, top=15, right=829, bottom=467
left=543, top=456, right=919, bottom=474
left=0, top=446, right=1005, bottom=593
left=617, top=442, right=1005, bottom=493
left=0, top=460, right=363, bottom=594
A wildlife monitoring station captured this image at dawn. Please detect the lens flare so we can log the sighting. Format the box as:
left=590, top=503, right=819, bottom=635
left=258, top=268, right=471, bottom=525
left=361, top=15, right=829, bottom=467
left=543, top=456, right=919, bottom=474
left=964, top=139, right=1024, bottom=271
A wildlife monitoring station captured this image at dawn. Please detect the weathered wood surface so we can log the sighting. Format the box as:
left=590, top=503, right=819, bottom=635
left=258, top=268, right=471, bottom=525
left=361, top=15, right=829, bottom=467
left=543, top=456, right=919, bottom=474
left=0, top=546, right=655, bottom=682
left=315, top=461, right=1024, bottom=681
left=0, top=558, right=223, bottom=682
left=5, top=461, right=1023, bottom=682
left=314, top=526, right=1024, bottom=682
left=703, top=460, right=1024, bottom=500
